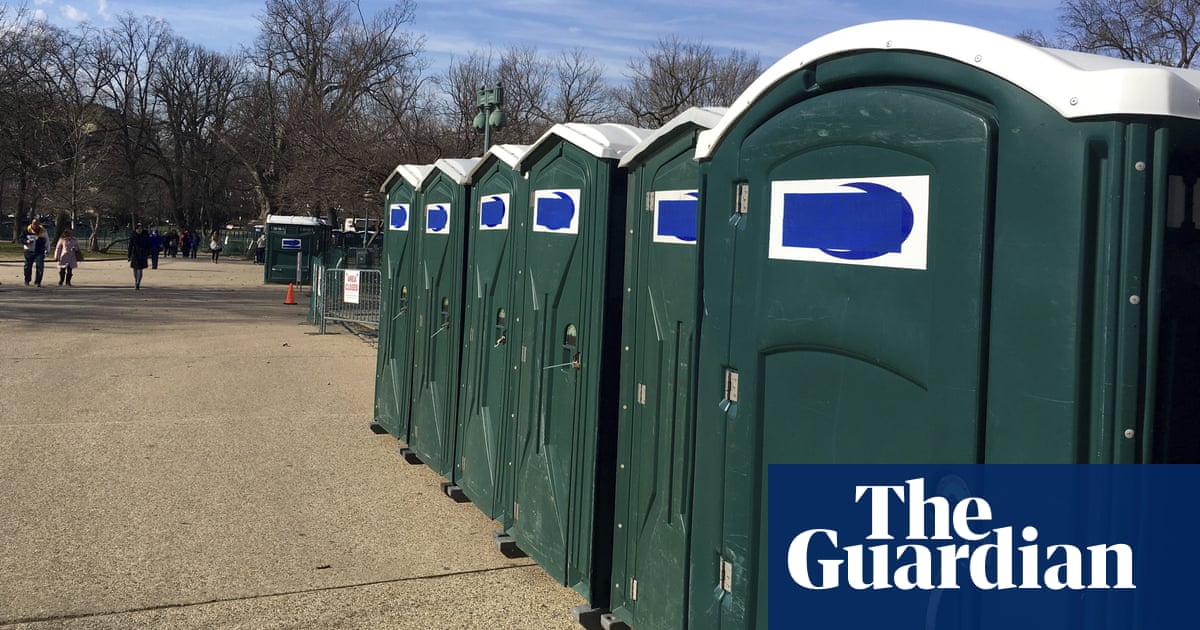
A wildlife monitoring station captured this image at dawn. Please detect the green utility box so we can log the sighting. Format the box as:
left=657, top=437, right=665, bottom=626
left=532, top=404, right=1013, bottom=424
left=373, top=164, right=432, bottom=442
left=407, top=158, right=479, bottom=480
left=506, top=123, right=652, bottom=611
left=689, top=20, right=1200, bottom=630
left=263, top=215, right=331, bottom=284
left=452, top=144, right=531, bottom=523
left=609, top=107, right=725, bottom=630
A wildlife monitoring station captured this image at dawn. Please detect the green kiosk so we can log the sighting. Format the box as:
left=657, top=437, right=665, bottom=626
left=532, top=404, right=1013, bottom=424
left=450, top=144, right=530, bottom=527
left=609, top=107, right=725, bottom=630
left=690, top=20, right=1200, bottom=630
left=373, top=164, right=433, bottom=442
left=407, top=158, right=479, bottom=480
left=506, top=123, right=652, bottom=621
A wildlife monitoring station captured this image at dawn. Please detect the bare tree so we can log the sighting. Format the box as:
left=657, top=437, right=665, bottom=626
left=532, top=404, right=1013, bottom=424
left=0, top=12, right=69, bottom=239
left=153, top=38, right=244, bottom=230
left=497, top=45, right=553, bottom=142
left=440, top=45, right=616, bottom=154
left=232, top=0, right=423, bottom=220
left=1053, top=0, right=1200, bottom=67
left=440, top=49, right=498, bottom=156
left=29, top=24, right=115, bottom=246
left=552, top=47, right=614, bottom=124
left=95, top=13, right=173, bottom=228
left=616, top=35, right=761, bottom=127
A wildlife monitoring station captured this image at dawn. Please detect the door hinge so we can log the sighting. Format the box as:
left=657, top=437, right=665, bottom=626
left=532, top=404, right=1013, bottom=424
left=645, top=191, right=655, bottom=213
left=631, top=578, right=639, bottom=601
left=735, top=183, right=749, bottom=215
left=513, top=502, right=519, bottom=519
left=637, top=383, right=647, bottom=405
left=720, top=558, right=733, bottom=592
left=723, top=368, right=739, bottom=403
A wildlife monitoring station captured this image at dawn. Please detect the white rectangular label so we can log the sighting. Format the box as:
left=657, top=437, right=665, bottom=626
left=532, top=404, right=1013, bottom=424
left=479, top=193, right=510, bottom=231
left=653, top=189, right=699, bottom=245
left=532, top=189, right=580, bottom=234
left=426, top=202, right=450, bottom=235
left=768, top=176, right=929, bottom=270
left=344, top=270, right=360, bottom=304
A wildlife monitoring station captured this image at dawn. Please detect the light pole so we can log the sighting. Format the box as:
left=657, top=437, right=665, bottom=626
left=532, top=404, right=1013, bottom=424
left=473, top=82, right=507, bottom=152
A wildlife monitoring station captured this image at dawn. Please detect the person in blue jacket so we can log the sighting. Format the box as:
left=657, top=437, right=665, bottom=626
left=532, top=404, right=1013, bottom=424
left=149, top=228, right=163, bottom=269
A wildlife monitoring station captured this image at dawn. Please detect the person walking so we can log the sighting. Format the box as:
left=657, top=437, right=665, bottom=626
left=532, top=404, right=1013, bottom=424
left=53, top=227, right=82, bottom=286
left=190, top=232, right=201, bottom=259
left=255, top=232, right=266, bottom=264
left=22, top=217, right=49, bottom=287
left=209, top=229, right=222, bottom=263
left=179, top=229, right=191, bottom=259
left=128, top=223, right=151, bottom=290
left=149, top=229, right=163, bottom=269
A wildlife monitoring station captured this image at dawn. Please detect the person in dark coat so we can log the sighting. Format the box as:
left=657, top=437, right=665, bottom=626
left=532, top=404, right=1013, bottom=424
left=127, top=223, right=151, bottom=290
left=22, top=217, right=49, bottom=287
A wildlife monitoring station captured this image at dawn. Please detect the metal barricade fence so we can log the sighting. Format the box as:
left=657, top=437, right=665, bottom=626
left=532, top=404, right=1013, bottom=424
left=312, top=263, right=381, bottom=334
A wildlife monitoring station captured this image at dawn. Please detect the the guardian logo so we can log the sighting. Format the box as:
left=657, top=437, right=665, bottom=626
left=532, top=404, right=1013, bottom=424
left=788, top=478, right=1135, bottom=592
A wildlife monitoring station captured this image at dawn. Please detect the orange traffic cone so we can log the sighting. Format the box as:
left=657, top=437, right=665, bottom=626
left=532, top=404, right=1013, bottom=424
left=284, top=282, right=297, bottom=305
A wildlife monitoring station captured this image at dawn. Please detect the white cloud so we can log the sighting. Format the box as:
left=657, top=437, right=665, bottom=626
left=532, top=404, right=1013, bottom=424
left=98, top=0, right=112, bottom=20
left=60, top=5, right=88, bottom=22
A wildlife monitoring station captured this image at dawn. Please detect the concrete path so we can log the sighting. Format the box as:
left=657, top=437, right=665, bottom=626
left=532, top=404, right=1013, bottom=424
left=0, top=256, right=584, bottom=629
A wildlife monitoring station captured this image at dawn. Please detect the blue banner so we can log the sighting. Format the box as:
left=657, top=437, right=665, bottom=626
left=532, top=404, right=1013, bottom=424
left=768, top=465, right=1200, bottom=629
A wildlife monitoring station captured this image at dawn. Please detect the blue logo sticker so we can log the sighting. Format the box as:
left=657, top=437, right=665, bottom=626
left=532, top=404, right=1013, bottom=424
left=654, top=191, right=699, bottom=244
left=534, top=190, right=578, bottom=233
left=782, top=182, right=913, bottom=260
left=389, top=203, right=408, bottom=231
left=536, top=192, right=575, bottom=230
left=426, top=204, right=449, bottom=234
left=481, top=195, right=507, bottom=229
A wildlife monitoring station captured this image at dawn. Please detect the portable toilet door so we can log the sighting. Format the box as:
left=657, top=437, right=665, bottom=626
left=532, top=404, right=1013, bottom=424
left=609, top=107, right=725, bottom=630
left=408, top=158, right=479, bottom=480
left=507, top=123, right=652, bottom=610
left=689, top=20, right=1200, bottom=630
left=453, top=145, right=531, bottom=524
left=373, top=164, right=433, bottom=441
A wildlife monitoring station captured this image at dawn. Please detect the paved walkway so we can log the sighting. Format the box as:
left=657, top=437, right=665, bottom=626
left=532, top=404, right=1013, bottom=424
left=0, top=256, right=584, bottom=629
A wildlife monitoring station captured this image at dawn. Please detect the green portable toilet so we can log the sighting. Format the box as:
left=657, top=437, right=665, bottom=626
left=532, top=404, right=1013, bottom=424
left=264, top=214, right=331, bottom=284
left=449, top=144, right=531, bottom=522
left=407, top=158, right=480, bottom=479
left=506, top=123, right=652, bottom=616
left=373, top=164, right=433, bottom=441
left=689, top=20, right=1200, bottom=630
left=608, top=107, right=725, bottom=630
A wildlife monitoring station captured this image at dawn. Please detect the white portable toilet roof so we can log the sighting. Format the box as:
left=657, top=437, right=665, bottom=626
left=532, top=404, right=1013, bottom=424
left=379, top=164, right=434, bottom=193
left=421, top=158, right=482, bottom=189
left=619, top=107, right=727, bottom=168
left=265, top=214, right=331, bottom=226
left=515, top=123, right=654, bottom=172
left=466, top=144, right=531, bottom=183
left=697, top=19, right=1200, bottom=159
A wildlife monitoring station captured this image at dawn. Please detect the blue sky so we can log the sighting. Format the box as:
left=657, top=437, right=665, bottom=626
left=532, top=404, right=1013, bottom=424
left=29, top=0, right=1063, bottom=76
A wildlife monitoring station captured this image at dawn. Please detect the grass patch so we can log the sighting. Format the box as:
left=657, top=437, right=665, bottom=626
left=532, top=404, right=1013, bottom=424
left=0, top=241, right=128, bottom=262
